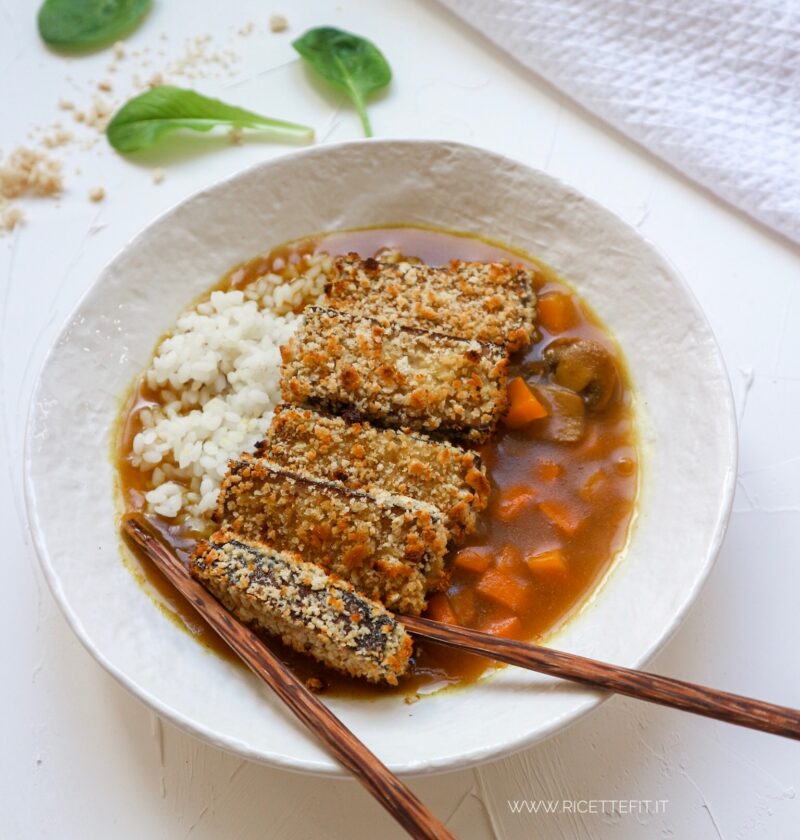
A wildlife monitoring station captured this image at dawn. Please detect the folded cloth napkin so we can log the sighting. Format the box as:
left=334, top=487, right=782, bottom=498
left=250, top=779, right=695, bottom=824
left=438, top=0, right=800, bottom=244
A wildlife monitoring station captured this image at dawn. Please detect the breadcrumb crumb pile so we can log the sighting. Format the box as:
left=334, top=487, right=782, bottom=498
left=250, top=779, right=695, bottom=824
left=4, top=14, right=291, bottom=234
left=0, top=147, right=64, bottom=232
left=270, top=14, right=289, bottom=32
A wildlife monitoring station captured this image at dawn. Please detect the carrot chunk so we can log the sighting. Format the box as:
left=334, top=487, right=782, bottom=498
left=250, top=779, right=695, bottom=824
left=482, top=616, right=523, bottom=639
left=476, top=569, right=530, bottom=612
left=536, top=459, right=563, bottom=482
left=426, top=593, right=457, bottom=625
left=503, top=377, right=548, bottom=429
left=449, top=588, right=476, bottom=624
left=578, top=424, right=603, bottom=456
left=537, top=293, right=576, bottom=334
left=495, top=485, right=537, bottom=522
left=526, top=549, right=568, bottom=577
left=495, top=543, right=524, bottom=571
left=579, top=468, right=606, bottom=501
left=453, top=548, right=491, bottom=574
left=539, top=499, right=584, bottom=534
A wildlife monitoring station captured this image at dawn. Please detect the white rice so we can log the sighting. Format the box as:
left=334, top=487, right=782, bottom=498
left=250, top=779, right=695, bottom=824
left=129, top=252, right=333, bottom=526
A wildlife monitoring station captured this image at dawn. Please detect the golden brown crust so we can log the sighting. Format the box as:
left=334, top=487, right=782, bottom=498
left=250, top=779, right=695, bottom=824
left=215, top=457, right=449, bottom=615
left=190, top=532, right=412, bottom=684
left=280, top=306, right=509, bottom=443
left=325, top=254, right=537, bottom=352
left=256, top=406, right=490, bottom=542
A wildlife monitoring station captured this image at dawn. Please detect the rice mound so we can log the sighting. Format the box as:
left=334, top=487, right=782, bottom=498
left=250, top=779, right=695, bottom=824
left=129, top=253, right=332, bottom=525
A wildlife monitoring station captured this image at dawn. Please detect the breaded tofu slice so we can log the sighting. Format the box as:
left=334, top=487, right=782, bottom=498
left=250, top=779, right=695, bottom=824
left=216, top=457, right=449, bottom=615
left=326, top=254, right=537, bottom=352
left=280, top=306, right=509, bottom=443
left=190, top=532, right=413, bottom=684
left=256, top=406, right=490, bottom=542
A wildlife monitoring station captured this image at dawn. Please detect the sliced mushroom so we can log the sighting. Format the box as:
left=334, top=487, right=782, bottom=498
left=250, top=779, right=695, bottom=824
left=528, top=383, right=585, bottom=443
left=542, top=338, right=619, bottom=411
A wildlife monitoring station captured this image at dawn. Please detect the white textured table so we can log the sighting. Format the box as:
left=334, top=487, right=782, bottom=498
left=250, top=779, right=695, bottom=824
left=3, top=1, right=799, bottom=837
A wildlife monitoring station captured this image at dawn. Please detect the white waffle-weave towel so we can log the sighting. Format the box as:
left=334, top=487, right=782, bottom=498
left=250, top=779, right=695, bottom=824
left=438, top=0, right=800, bottom=244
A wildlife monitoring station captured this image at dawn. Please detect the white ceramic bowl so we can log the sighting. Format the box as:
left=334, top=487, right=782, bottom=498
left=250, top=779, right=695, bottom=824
left=24, top=140, right=736, bottom=776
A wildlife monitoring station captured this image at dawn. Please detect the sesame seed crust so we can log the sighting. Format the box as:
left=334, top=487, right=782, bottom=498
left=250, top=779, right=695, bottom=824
left=280, top=306, right=509, bottom=443
left=216, top=457, right=449, bottom=615
left=325, top=254, right=537, bottom=352
left=190, top=532, right=413, bottom=684
left=256, top=406, right=490, bottom=542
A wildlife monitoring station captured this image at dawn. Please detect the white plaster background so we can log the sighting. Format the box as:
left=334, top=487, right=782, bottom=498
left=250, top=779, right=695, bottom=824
left=2, top=0, right=799, bottom=837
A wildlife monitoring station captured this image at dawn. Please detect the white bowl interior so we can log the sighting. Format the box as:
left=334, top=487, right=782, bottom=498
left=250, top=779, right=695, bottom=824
left=25, top=140, right=736, bottom=775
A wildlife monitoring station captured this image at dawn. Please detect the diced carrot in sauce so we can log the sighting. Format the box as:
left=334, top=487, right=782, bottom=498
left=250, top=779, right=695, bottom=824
left=526, top=549, right=568, bottom=577
left=118, top=234, right=640, bottom=700
left=482, top=616, right=523, bottom=639
left=578, top=424, right=603, bottom=457
left=476, top=569, right=530, bottom=612
left=426, top=593, right=458, bottom=625
left=539, top=499, right=584, bottom=535
left=453, top=548, right=492, bottom=574
left=503, top=377, right=548, bottom=429
left=495, top=485, right=537, bottom=522
left=495, top=543, right=524, bottom=571
left=579, top=468, right=606, bottom=501
left=537, top=293, right=576, bottom=334
left=449, top=588, right=476, bottom=624
left=536, top=459, right=563, bottom=482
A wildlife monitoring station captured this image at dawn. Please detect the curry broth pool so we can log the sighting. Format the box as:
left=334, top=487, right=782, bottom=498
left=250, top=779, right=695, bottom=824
left=116, top=226, right=638, bottom=698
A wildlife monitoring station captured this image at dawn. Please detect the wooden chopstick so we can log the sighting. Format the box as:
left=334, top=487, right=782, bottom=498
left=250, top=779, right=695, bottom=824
left=400, top=614, right=800, bottom=741
left=122, top=515, right=455, bottom=840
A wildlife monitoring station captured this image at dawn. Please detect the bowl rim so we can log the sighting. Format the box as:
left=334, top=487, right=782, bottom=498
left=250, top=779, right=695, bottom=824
left=23, top=138, right=738, bottom=776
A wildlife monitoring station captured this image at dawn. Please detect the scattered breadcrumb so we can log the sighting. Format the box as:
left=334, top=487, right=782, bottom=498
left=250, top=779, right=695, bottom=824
left=84, top=96, right=115, bottom=131
left=0, top=148, right=63, bottom=235
left=1, top=201, right=24, bottom=233
left=166, top=33, right=240, bottom=81
left=228, top=126, right=244, bottom=145
left=270, top=14, right=288, bottom=32
left=42, top=129, right=73, bottom=149
left=9, top=29, right=247, bottom=234
left=0, top=147, right=64, bottom=199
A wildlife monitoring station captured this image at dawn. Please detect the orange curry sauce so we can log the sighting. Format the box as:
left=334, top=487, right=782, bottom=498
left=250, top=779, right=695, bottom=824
left=116, top=227, right=638, bottom=699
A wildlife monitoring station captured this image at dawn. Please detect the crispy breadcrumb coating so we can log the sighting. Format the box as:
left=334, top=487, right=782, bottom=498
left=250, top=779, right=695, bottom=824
left=326, top=254, right=537, bottom=351
left=280, top=306, right=509, bottom=443
left=216, top=457, right=449, bottom=615
left=191, top=532, right=412, bottom=684
left=257, top=406, right=490, bottom=542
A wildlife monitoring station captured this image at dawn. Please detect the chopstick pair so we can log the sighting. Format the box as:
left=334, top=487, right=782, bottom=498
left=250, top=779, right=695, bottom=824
left=123, top=515, right=455, bottom=840
left=123, top=515, right=800, bottom=840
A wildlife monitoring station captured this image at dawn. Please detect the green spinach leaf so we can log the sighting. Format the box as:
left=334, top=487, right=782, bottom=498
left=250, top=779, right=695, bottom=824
left=38, top=0, right=152, bottom=51
left=292, top=27, right=391, bottom=137
left=106, top=86, right=315, bottom=153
